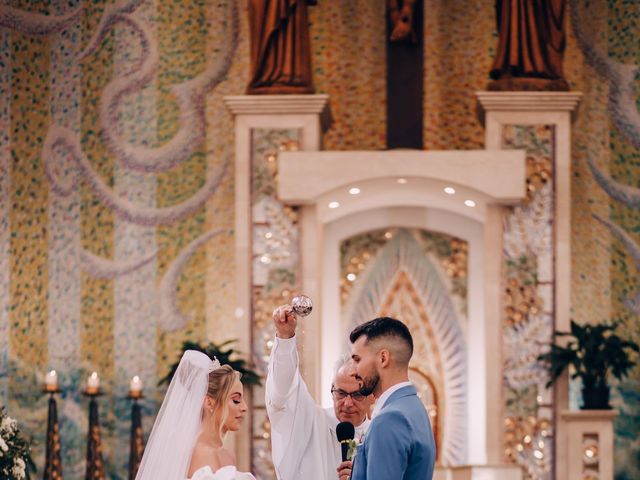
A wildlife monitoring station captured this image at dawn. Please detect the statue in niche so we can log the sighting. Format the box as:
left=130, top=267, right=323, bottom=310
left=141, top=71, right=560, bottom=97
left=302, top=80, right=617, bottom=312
left=247, top=0, right=316, bottom=94
left=489, top=0, right=569, bottom=91
left=387, top=0, right=417, bottom=43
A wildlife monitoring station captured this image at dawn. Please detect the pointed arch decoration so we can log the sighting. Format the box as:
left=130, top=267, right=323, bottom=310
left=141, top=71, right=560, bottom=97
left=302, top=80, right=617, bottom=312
left=343, top=229, right=468, bottom=465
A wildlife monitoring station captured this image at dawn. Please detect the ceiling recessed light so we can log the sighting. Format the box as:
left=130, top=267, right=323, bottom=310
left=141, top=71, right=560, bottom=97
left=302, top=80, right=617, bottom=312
left=464, top=199, right=476, bottom=207
left=347, top=273, right=357, bottom=282
left=328, top=201, right=340, bottom=209
left=397, top=177, right=408, bottom=184
left=384, top=231, right=393, bottom=239
left=444, top=187, right=456, bottom=195
left=349, top=187, right=361, bottom=195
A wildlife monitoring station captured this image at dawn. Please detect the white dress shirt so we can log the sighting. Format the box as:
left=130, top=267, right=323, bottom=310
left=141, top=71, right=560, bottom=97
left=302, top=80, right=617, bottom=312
left=370, top=381, right=413, bottom=419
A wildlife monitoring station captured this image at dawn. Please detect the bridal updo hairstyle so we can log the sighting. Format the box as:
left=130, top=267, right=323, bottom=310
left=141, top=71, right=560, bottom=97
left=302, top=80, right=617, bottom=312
left=207, top=364, right=241, bottom=436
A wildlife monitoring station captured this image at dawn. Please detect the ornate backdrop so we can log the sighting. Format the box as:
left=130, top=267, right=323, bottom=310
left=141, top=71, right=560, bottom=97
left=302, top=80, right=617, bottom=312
left=0, top=0, right=637, bottom=478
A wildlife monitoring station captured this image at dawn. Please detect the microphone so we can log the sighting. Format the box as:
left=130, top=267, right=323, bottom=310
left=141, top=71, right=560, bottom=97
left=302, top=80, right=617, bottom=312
left=336, top=421, right=355, bottom=462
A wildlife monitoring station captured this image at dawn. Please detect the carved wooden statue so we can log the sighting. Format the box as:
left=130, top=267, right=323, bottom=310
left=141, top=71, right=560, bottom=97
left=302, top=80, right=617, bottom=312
left=247, top=0, right=316, bottom=94
left=489, top=0, right=569, bottom=91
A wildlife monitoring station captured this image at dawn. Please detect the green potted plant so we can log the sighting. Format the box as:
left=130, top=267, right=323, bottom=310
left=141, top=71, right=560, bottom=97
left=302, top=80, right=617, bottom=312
left=538, top=320, right=639, bottom=409
left=159, top=339, right=262, bottom=387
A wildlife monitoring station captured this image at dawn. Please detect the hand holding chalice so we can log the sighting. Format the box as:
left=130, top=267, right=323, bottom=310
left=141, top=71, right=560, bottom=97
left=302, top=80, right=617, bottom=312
left=291, top=294, right=313, bottom=317
left=273, top=295, right=313, bottom=339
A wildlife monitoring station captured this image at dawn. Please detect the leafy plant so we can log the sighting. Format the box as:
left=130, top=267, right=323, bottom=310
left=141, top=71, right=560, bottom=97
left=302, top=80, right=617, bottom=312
left=159, top=340, right=262, bottom=387
left=538, top=320, right=639, bottom=408
left=0, top=407, right=36, bottom=480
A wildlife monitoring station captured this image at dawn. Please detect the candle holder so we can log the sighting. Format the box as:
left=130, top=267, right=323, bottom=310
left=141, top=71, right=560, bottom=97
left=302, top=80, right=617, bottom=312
left=128, top=390, right=144, bottom=401
left=82, top=387, right=103, bottom=397
left=84, top=388, right=106, bottom=480
left=128, top=391, right=145, bottom=480
left=43, top=387, right=63, bottom=480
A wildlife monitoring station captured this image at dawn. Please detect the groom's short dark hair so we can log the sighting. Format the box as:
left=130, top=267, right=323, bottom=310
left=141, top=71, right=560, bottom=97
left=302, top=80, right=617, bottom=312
left=349, top=317, right=413, bottom=360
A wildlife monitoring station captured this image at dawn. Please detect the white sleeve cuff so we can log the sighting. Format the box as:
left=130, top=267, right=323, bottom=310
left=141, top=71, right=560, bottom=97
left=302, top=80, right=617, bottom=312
left=273, top=334, right=297, bottom=352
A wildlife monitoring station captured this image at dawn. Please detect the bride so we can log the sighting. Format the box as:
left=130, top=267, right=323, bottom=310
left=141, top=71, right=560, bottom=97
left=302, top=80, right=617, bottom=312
left=135, top=350, right=256, bottom=480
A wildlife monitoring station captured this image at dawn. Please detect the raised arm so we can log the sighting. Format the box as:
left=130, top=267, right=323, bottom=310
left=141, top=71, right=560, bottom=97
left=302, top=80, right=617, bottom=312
left=266, top=304, right=327, bottom=479
left=266, top=304, right=299, bottom=409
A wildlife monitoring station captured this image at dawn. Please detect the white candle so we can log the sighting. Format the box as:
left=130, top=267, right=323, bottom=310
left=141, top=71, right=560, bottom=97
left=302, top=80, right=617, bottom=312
left=87, top=371, right=100, bottom=391
left=130, top=375, right=142, bottom=393
left=45, top=370, right=58, bottom=390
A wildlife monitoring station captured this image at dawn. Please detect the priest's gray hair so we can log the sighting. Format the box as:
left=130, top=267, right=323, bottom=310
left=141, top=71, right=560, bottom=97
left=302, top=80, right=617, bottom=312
left=333, top=352, right=352, bottom=379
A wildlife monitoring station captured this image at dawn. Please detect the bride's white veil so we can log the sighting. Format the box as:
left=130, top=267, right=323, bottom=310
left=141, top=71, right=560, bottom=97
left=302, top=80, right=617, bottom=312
left=135, top=350, right=220, bottom=480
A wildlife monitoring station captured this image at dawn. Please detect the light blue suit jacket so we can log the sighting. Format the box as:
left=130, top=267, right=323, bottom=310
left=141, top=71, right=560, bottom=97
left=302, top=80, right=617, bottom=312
left=351, top=385, right=436, bottom=480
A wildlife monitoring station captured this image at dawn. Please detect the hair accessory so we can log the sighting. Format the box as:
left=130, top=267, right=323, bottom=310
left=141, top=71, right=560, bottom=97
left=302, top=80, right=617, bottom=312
left=209, top=356, right=222, bottom=373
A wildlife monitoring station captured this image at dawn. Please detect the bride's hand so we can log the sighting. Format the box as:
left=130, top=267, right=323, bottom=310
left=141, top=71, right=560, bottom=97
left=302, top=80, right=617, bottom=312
left=272, top=304, right=297, bottom=339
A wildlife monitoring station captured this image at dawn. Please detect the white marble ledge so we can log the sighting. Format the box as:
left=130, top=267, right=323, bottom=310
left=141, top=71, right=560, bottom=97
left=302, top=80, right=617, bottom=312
left=435, top=464, right=523, bottom=480
left=475, top=91, right=583, bottom=124
left=223, top=94, right=332, bottom=131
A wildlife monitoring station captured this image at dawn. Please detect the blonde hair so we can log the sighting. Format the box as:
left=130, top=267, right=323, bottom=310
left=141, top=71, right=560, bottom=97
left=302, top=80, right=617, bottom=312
left=206, top=365, right=240, bottom=438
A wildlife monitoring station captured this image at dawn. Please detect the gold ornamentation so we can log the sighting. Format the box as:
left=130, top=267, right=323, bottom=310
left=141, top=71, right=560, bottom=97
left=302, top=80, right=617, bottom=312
left=525, top=155, right=552, bottom=201
left=504, top=415, right=552, bottom=479
left=504, top=275, right=543, bottom=328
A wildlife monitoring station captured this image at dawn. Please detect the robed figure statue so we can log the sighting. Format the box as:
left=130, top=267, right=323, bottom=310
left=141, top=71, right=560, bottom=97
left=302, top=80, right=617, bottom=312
left=489, top=0, right=569, bottom=91
left=247, top=0, right=316, bottom=94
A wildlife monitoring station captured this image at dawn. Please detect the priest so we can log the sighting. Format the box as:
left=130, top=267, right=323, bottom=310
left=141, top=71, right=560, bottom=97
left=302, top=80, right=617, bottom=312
left=267, top=304, right=374, bottom=480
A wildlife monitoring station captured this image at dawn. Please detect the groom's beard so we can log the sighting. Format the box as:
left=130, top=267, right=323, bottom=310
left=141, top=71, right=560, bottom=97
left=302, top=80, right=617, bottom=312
left=358, top=371, right=380, bottom=397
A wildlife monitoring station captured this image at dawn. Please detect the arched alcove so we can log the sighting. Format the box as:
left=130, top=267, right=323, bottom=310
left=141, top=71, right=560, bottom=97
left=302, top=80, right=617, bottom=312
left=342, top=228, right=468, bottom=465
left=277, top=148, right=526, bottom=465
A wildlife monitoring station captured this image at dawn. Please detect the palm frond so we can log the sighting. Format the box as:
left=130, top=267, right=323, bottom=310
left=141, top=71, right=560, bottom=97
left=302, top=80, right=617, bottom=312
left=159, top=340, right=262, bottom=387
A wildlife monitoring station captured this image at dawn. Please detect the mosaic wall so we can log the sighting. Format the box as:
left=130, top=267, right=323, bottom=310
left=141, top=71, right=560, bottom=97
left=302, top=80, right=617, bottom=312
left=0, top=0, right=637, bottom=478
left=568, top=2, right=640, bottom=479
left=0, top=0, right=243, bottom=477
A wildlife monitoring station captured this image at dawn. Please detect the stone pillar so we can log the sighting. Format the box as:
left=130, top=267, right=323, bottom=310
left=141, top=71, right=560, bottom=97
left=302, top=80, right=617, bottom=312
left=224, top=94, right=330, bottom=473
left=559, top=410, right=617, bottom=480
left=476, top=92, right=582, bottom=477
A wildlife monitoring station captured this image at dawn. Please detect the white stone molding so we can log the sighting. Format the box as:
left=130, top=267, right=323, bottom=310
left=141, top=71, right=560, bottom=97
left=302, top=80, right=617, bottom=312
left=558, top=410, right=617, bottom=480
left=224, top=94, right=331, bottom=471
left=477, top=91, right=582, bottom=471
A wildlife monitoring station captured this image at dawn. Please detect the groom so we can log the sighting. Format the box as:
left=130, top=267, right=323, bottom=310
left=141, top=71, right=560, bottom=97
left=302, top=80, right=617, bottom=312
left=349, top=317, right=436, bottom=480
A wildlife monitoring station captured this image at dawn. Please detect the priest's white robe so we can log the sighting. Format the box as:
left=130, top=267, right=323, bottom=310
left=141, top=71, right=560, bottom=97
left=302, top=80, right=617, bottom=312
left=266, top=336, right=369, bottom=480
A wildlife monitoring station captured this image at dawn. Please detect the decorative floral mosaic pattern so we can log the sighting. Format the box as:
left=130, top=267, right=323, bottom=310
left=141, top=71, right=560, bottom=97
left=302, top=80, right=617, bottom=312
left=0, top=0, right=238, bottom=476
left=502, top=125, right=555, bottom=480
left=340, top=228, right=468, bottom=317
left=250, top=128, right=301, bottom=479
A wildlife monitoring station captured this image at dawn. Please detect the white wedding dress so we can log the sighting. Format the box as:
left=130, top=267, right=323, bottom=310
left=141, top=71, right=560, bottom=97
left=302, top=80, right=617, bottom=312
left=190, top=466, right=256, bottom=480
left=136, top=352, right=258, bottom=480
